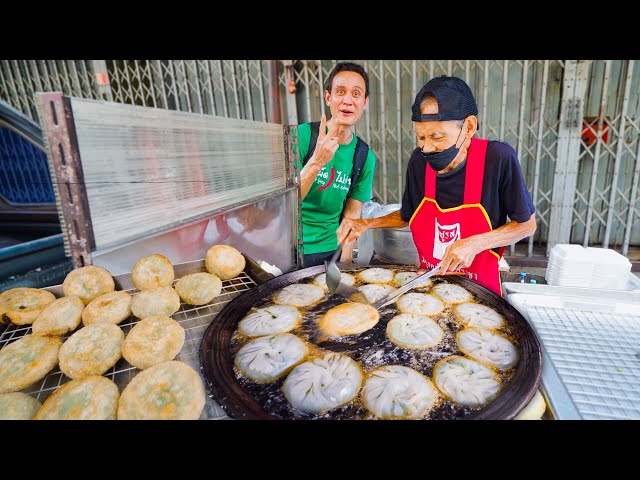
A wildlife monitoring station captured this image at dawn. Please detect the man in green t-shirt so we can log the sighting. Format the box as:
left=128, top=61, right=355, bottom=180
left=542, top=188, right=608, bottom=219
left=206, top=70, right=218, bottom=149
left=298, top=62, right=376, bottom=267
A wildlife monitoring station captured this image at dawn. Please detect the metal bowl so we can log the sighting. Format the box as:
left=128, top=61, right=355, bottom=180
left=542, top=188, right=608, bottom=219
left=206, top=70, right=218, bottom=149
left=372, top=226, right=419, bottom=265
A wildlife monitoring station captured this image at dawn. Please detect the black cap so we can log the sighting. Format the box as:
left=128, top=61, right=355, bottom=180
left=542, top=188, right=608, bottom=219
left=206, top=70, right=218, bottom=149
left=411, top=75, right=478, bottom=122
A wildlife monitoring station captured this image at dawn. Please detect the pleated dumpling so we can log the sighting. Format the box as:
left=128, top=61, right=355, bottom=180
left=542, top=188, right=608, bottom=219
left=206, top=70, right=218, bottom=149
left=431, top=282, right=473, bottom=304
left=358, top=284, right=396, bottom=303
left=319, top=303, right=380, bottom=336
left=456, top=328, right=518, bottom=369
left=283, top=353, right=362, bottom=414
left=273, top=284, right=324, bottom=307
left=238, top=305, right=302, bottom=337
left=362, top=365, right=436, bottom=419
left=358, top=268, right=395, bottom=284
left=395, top=271, right=432, bottom=290
left=453, top=302, right=504, bottom=329
left=433, top=355, right=501, bottom=407
left=313, top=272, right=355, bottom=290
left=235, top=333, right=308, bottom=383
left=396, top=292, right=444, bottom=316
left=386, top=314, right=444, bottom=349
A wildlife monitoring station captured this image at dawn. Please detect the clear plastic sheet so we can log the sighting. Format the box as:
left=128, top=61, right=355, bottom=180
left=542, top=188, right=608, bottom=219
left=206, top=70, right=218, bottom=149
left=70, top=98, right=286, bottom=250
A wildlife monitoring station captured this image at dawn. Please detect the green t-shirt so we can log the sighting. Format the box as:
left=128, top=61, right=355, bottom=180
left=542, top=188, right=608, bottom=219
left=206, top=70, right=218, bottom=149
left=298, top=122, right=376, bottom=254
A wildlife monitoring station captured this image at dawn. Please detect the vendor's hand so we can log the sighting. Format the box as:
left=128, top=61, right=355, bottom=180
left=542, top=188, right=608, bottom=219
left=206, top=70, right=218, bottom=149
left=340, top=241, right=354, bottom=263
left=336, top=217, right=368, bottom=244
left=311, top=114, right=339, bottom=167
left=439, top=236, right=483, bottom=273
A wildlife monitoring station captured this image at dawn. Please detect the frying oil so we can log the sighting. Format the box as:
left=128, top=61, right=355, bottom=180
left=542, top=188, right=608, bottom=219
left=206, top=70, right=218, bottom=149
left=231, top=267, right=517, bottom=420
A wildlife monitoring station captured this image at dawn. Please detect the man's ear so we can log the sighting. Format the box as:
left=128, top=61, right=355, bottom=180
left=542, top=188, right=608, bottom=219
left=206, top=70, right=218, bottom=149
left=324, top=90, right=331, bottom=106
left=465, top=115, right=478, bottom=136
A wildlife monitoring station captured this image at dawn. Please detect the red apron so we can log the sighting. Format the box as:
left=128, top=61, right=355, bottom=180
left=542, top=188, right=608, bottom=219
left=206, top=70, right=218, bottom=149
left=409, top=138, right=504, bottom=296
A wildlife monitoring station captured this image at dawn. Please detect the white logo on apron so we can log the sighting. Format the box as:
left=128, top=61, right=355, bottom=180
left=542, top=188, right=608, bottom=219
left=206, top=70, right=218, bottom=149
left=433, top=219, right=460, bottom=260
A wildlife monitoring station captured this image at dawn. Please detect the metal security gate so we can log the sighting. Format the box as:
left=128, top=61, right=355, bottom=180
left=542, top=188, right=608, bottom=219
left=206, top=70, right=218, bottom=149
left=570, top=60, right=640, bottom=256
left=2, top=59, right=640, bottom=258
left=285, top=60, right=567, bottom=257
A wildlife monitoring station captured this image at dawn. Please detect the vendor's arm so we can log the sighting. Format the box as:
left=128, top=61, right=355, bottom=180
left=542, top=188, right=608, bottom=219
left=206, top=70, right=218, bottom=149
left=337, top=210, right=407, bottom=244
left=439, top=213, right=537, bottom=273
left=339, top=198, right=363, bottom=262
left=300, top=115, right=339, bottom=200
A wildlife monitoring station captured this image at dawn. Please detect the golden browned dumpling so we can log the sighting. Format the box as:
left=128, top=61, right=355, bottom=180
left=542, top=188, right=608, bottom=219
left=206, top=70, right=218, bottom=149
left=62, top=265, right=115, bottom=305
left=394, top=271, right=432, bottom=290
left=0, top=392, right=42, bottom=420
left=0, top=335, right=62, bottom=393
left=362, top=365, right=436, bottom=419
left=234, top=333, right=308, bottom=383
left=319, top=303, right=380, bottom=336
left=313, top=272, right=356, bottom=290
left=386, top=314, right=444, bottom=349
left=431, top=282, right=473, bottom=304
left=130, top=254, right=175, bottom=291
left=130, top=286, right=181, bottom=319
left=35, top=376, right=119, bottom=420
left=122, top=315, right=185, bottom=370
left=174, top=272, right=222, bottom=305
left=283, top=353, right=363, bottom=414
left=456, top=328, right=518, bottom=369
left=273, top=283, right=324, bottom=307
left=205, top=244, right=246, bottom=280
left=453, top=302, right=505, bottom=329
left=358, top=268, right=395, bottom=284
left=117, top=360, right=206, bottom=420
left=0, top=288, right=56, bottom=325
left=32, top=296, right=84, bottom=336
left=396, top=292, right=444, bottom=316
left=58, top=323, right=124, bottom=380
left=238, top=305, right=302, bottom=337
left=81, top=290, right=132, bottom=326
left=433, top=355, right=501, bottom=408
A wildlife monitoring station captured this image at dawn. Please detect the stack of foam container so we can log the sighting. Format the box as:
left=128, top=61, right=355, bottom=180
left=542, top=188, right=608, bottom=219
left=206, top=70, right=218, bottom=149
left=545, top=244, right=632, bottom=290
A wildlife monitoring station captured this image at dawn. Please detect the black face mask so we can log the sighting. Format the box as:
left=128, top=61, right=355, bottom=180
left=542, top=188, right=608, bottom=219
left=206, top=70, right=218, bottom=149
left=420, top=123, right=465, bottom=171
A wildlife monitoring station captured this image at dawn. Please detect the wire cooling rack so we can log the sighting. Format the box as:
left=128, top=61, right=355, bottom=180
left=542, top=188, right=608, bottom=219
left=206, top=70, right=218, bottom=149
left=0, top=267, right=258, bottom=420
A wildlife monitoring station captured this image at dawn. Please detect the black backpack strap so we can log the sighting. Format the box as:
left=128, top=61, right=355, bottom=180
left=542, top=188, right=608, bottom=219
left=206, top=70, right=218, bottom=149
left=302, top=121, right=321, bottom=165
left=347, top=137, right=369, bottom=198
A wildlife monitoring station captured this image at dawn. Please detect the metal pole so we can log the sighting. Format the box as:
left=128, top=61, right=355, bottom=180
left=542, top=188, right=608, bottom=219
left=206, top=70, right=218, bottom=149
left=205, top=60, right=217, bottom=116
left=282, top=60, right=298, bottom=126
left=192, top=61, right=204, bottom=114
left=317, top=60, right=324, bottom=118
left=603, top=60, right=634, bottom=249
left=584, top=60, right=611, bottom=247
left=622, top=133, right=640, bottom=255
left=499, top=60, right=508, bottom=141
left=411, top=60, right=417, bottom=100
left=513, top=60, right=528, bottom=256
left=230, top=61, right=241, bottom=118
left=396, top=60, right=402, bottom=203
left=529, top=61, right=549, bottom=256
left=217, top=60, right=228, bottom=117
left=243, top=60, right=253, bottom=121
left=266, top=60, right=282, bottom=124
left=144, top=61, right=158, bottom=108
left=481, top=61, right=489, bottom=138
left=303, top=60, right=311, bottom=123
left=379, top=60, right=387, bottom=203
left=36, top=92, right=95, bottom=267
left=256, top=60, right=267, bottom=123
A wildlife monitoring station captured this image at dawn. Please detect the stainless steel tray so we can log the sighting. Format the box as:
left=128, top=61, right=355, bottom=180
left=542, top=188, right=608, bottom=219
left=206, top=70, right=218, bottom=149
left=0, top=257, right=269, bottom=420
left=505, top=291, right=640, bottom=419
